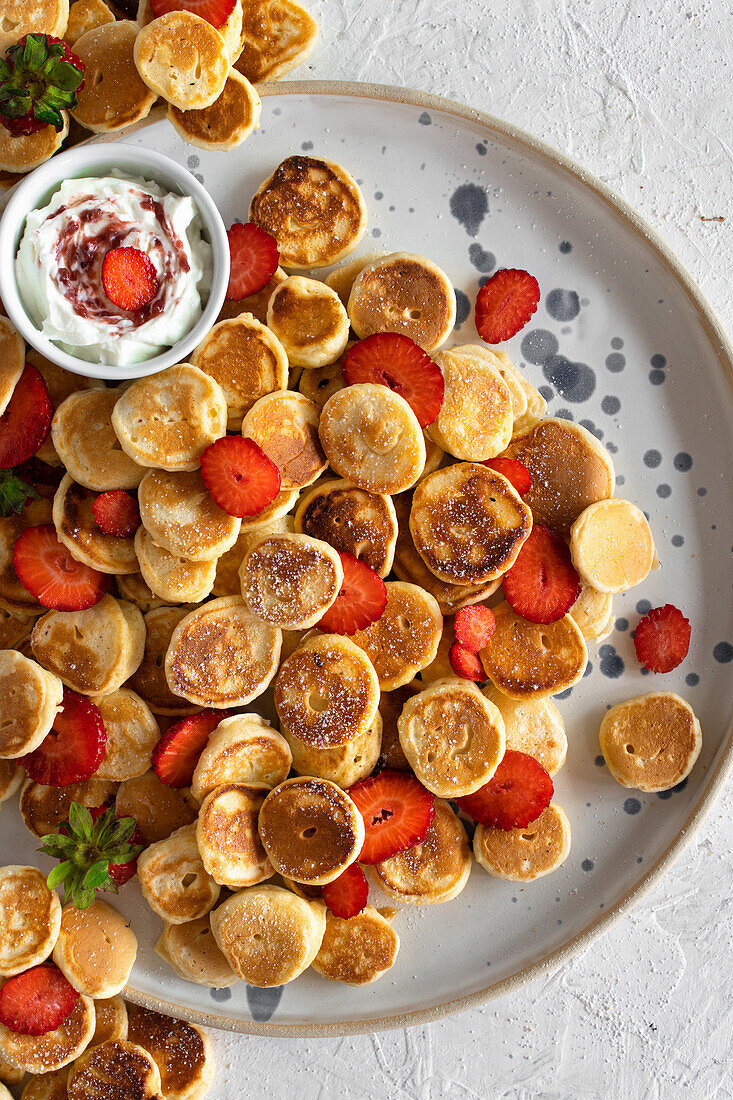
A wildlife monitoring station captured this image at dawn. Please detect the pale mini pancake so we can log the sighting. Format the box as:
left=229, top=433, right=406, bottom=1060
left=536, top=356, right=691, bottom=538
left=52, top=475, right=138, bottom=576
left=196, top=782, right=273, bottom=888
left=191, top=713, right=291, bottom=802
left=134, top=12, right=229, bottom=110
left=409, top=463, right=533, bottom=585
left=116, top=771, right=198, bottom=844
left=235, top=0, right=318, bottom=82
left=599, top=691, right=702, bottom=793
left=250, top=155, right=366, bottom=269
left=89, top=997, right=128, bottom=1047
left=213, top=515, right=291, bottom=597
left=266, top=276, right=350, bottom=369
left=569, top=498, right=655, bottom=593
left=428, top=345, right=514, bottom=461
left=165, top=596, right=281, bottom=708
left=111, top=365, right=228, bottom=473
left=312, top=906, right=399, bottom=986
left=128, top=607, right=200, bottom=716
left=569, top=583, right=614, bottom=641
left=294, top=478, right=398, bottom=578
left=298, top=346, right=347, bottom=408
left=211, top=884, right=325, bottom=986
left=0, top=115, right=68, bottom=174
left=65, top=0, right=114, bottom=43
left=242, top=391, right=327, bottom=490
left=324, top=251, right=386, bottom=305
left=258, top=776, right=365, bottom=885
left=503, top=417, right=615, bottom=534
left=486, top=349, right=528, bottom=421
left=347, top=252, right=456, bottom=353
left=483, top=686, right=567, bottom=776
left=0, top=498, right=54, bottom=615
left=115, top=573, right=171, bottom=613
left=0, top=995, right=95, bottom=1075
left=137, top=0, right=243, bottom=60
left=67, top=1040, right=161, bottom=1100
left=0, top=0, right=69, bottom=52
left=239, top=532, right=342, bottom=629
left=419, top=432, right=447, bottom=481
left=274, top=632, right=379, bottom=749
left=218, top=267, right=287, bottom=326
left=31, top=595, right=145, bottom=696
left=480, top=601, right=588, bottom=699
left=284, top=709, right=382, bottom=790
left=94, top=688, right=160, bottom=782
left=126, top=1004, right=215, bottom=1100
left=474, top=802, right=571, bottom=882
left=0, top=760, right=24, bottom=804
left=320, top=383, right=426, bottom=495
left=72, top=22, right=157, bottom=133
left=512, top=382, right=547, bottom=438
left=134, top=527, right=216, bottom=605
left=239, top=485, right=301, bottom=533
left=0, top=650, right=63, bottom=758
left=192, top=314, right=288, bottom=431
left=169, top=68, right=261, bottom=151
left=378, top=681, right=420, bottom=771
left=372, top=798, right=472, bottom=905
left=0, top=607, right=36, bottom=650
left=155, top=916, right=238, bottom=988
left=0, top=865, right=62, bottom=977
left=138, top=823, right=220, bottom=924
left=19, top=778, right=118, bottom=839
left=52, top=900, right=137, bottom=999
left=25, top=348, right=103, bottom=466
left=349, top=581, right=443, bottom=692
left=52, top=389, right=144, bottom=492
left=0, top=317, right=24, bottom=417
left=138, top=469, right=241, bottom=562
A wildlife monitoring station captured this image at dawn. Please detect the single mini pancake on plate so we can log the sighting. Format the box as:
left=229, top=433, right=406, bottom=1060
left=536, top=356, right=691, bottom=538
left=0, top=865, right=62, bottom=976
left=348, top=581, right=443, bottom=691
left=294, top=478, right=398, bottom=578
left=267, top=276, right=350, bottom=369
left=138, top=469, right=241, bottom=563
left=128, top=607, right=201, bottom=717
left=0, top=117, right=68, bottom=174
left=347, top=252, right=456, bottom=353
left=134, top=11, right=229, bottom=110
left=570, top=498, right=656, bottom=593
left=428, top=345, right=514, bottom=460
left=52, top=388, right=144, bottom=492
left=473, top=803, right=572, bottom=881
left=0, top=995, right=95, bottom=1075
left=138, top=0, right=243, bottom=60
left=191, top=713, right=292, bottom=802
left=53, top=475, right=138, bottom=576
left=372, top=798, right=472, bottom=905
left=312, top=906, right=399, bottom=986
left=242, top=391, right=327, bottom=490
left=234, top=0, right=318, bottom=83
left=169, top=67, right=261, bottom=151
left=134, top=527, right=217, bottom=605
left=71, top=22, right=158, bottom=133
left=94, top=688, right=160, bottom=782
left=52, top=899, right=137, bottom=999
left=0, top=0, right=69, bottom=52
left=599, top=691, right=702, bottom=792
left=479, top=601, right=587, bottom=699
left=116, top=771, right=198, bottom=845
left=196, top=781, right=273, bottom=888
left=239, top=532, right=343, bottom=629
left=66, top=1041, right=161, bottom=1100
left=125, top=1003, right=215, bottom=1100
left=484, top=686, right=568, bottom=776
left=138, top=823, right=220, bottom=924
left=0, top=651, right=63, bottom=758
left=155, top=916, right=238, bottom=988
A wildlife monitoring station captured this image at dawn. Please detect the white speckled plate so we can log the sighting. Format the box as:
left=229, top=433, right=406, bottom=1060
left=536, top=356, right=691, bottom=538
left=3, top=83, right=732, bottom=1036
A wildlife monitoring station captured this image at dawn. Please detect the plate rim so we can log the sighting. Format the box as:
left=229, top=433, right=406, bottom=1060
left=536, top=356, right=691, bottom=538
left=10, top=80, right=733, bottom=1037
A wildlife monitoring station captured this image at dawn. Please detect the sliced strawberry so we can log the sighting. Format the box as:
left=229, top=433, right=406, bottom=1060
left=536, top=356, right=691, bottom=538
left=449, top=641, right=485, bottom=682
left=88, top=806, right=145, bottom=885
left=150, top=0, right=236, bottom=28
left=317, top=552, right=387, bottom=636
left=475, top=268, right=540, bottom=344
left=225, top=222, right=279, bottom=301
left=13, top=525, right=110, bottom=611
left=101, top=247, right=158, bottom=312
left=457, top=750, right=553, bottom=830
left=23, top=689, right=106, bottom=787
left=200, top=436, right=281, bottom=518
left=0, top=364, right=53, bottom=468
left=0, top=965, right=79, bottom=1036
left=484, top=456, right=532, bottom=495
left=92, top=490, right=140, bottom=537
left=633, top=603, right=691, bottom=673
left=152, top=709, right=232, bottom=788
left=502, top=523, right=581, bottom=624
left=454, top=605, right=496, bottom=653
left=322, top=863, right=369, bottom=919
left=348, top=769, right=435, bottom=864
left=342, top=334, right=444, bottom=428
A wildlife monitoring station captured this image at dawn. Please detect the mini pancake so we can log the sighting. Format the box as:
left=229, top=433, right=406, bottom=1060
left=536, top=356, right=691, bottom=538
left=0, top=1051, right=23, bottom=1087
left=285, top=709, right=382, bottom=789
left=52, top=388, right=144, bottom=492
left=0, top=0, right=69, bottom=52
left=114, top=573, right=170, bottom=613
left=347, top=252, right=456, bottom=353
left=211, top=884, right=325, bottom=986
left=569, top=583, right=614, bottom=641
left=134, top=527, right=216, bottom=605
left=274, top=632, right=380, bottom=748
left=138, top=823, right=220, bottom=924
left=324, top=251, right=386, bottom=305
left=67, top=1040, right=161, bottom=1100
left=419, top=617, right=455, bottom=684
left=420, top=432, right=447, bottom=480
left=31, top=595, right=145, bottom=696
left=503, top=418, right=616, bottom=534
left=474, top=802, right=571, bottom=881
left=89, top=996, right=128, bottom=1047
left=484, top=686, right=567, bottom=776
left=399, top=678, right=505, bottom=797
left=0, top=498, right=54, bottom=615
left=169, top=68, right=261, bottom=152
left=349, top=581, right=443, bottom=691
left=372, top=798, right=471, bottom=904
left=0, top=115, right=68, bottom=174
left=155, top=916, right=238, bottom=988
left=53, top=475, right=138, bottom=576
left=138, top=469, right=241, bottom=563
left=191, top=713, right=291, bottom=802
left=72, top=22, right=157, bottom=133
left=0, top=651, right=63, bottom=758
left=95, top=688, right=160, bottom=782
left=0, top=607, right=36, bottom=650
left=213, top=515, right=291, bottom=598
left=192, top=314, right=288, bottom=431
left=217, top=268, right=287, bottom=326
left=0, top=865, right=62, bottom=977
left=240, top=485, right=301, bottom=533
left=0, top=994, right=95, bottom=1075
left=409, top=463, right=532, bottom=585
left=134, top=11, right=229, bottom=110
left=242, top=391, right=327, bottom=490
left=320, top=384, right=426, bottom=494
left=0, top=760, right=24, bottom=803
left=298, top=348, right=347, bottom=408
left=126, top=1004, right=215, bottom=1100
left=165, top=596, right=281, bottom=708
left=488, top=349, right=528, bottom=421
left=19, top=778, right=118, bottom=839
left=196, top=782, right=273, bottom=888
left=599, top=691, right=702, bottom=792
left=128, top=607, right=200, bottom=716
left=258, top=776, right=364, bottom=884
left=312, top=906, right=399, bottom=986
left=250, top=155, right=366, bottom=269
left=266, top=276, right=350, bottom=369
left=0, top=317, right=24, bottom=416
left=116, top=771, right=198, bottom=844
left=138, top=0, right=243, bottom=59
left=53, top=899, right=137, bottom=998
left=239, top=532, right=343, bottom=629
left=294, top=478, right=398, bottom=578
left=25, top=348, right=103, bottom=466
left=479, top=601, right=587, bottom=699
left=378, top=681, right=420, bottom=770
left=429, top=345, right=514, bottom=460
left=570, top=499, right=655, bottom=593
left=66, top=0, right=115, bottom=44
left=111, top=365, right=228, bottom=472
left=235, top=0, right=318, bottom=82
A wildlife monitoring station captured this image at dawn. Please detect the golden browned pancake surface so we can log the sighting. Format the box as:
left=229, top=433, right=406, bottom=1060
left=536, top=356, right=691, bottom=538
left=479, top=601, right=587, bottom=699
left=599, top=691, right=702, bottom=792
left=235, top=0, right=318, bottom=82
left=73, top=22, right=157, bottom=132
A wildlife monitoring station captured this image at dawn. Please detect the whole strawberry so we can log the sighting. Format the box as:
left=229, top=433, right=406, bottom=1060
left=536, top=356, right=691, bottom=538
left=0, top=34, right=85, bottom=137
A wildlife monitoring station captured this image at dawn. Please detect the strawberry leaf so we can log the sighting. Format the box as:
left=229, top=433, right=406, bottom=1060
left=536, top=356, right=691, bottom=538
left=0, top=469, right=39, bottom=517
left=46, top=861, right=73, bottom=890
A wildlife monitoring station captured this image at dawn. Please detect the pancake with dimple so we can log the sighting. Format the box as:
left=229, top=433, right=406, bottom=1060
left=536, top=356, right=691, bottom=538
left=116, top=771, right=198, bottom=844
left=0, top=651, right=63, bottom=758
left=298, top=346, right=347, bottom=408
left=0, top=0, right=69, bottom=52
left=347, top=252, right=455, bottom=353
left=155, top=916, right=238, bottom=988
left=428, top=345, right=514, bottom=460
left=191, top=713, right=291, bottom=802
left=234, top=0, right=318, bottom=83
left=0, top=995, right=95, bottom=1075
left=570, top=498, right=655, bottom=593
left=479, top=601, right=587, bottom=699
left=53, top=475, right=138, bottom=576
left=0, top=116, right=68, bottom=173
left=66, top=1040, right=161, bottom=1100
left=72, top=22, right=157, bottom=133
left=125, top=1003, right=216, bottom=1100
left=242, top=391, right=327, bottom=490
left=138, top=823, right=220, bottom=924
left=483, top=686, right=567, bottom=776
left=52, top=388, right=144, bottom=492
left=312, top=906, right=399, bottom=986
left=284, top=709, right=382, bottom=789
left=294, top=478, right=398, bottom=577
left=599, top=691, right=702, bottom=792
left=239, top=532, right=342, bottom=629
left=95, top=688, right=159, bottom=782
left=0, top=865, right=62, bottom=977
left=20, top=777, right=118, bottom=839
left=52, top=899, right=137, bottom=999
left=372, top=798, right=471, bottom=904
left=0, top=317, right=24, bottom=417
left=134, top=11, right=229, bottom=110
left=138, top=0, right=243, bottom=60
left=138, top=469, right=241, bottom=563
left=128, top=607, right=200, bottom=716
left=267, top=276, right=350, bottom=369
left=134, top=527, right=216, bottom=605
left=349, top=581, right=443, bottom=691
left=474, top=803, right=571, bottom=881
left=196, top=782, right=272, bottom=888
left=169, top=66, right=260, bottom=151
left=66, top=0, right=115, bottom=44
left=212, top=515, right=291, bottom=598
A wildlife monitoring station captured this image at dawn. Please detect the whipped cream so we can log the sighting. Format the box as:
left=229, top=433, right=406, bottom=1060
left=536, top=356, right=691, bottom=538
left=15, top=173, right=212, bottom=366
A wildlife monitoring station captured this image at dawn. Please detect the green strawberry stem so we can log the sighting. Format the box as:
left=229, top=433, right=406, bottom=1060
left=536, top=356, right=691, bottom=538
left=0, top=34, right=84, bottom=132
left=0, top=468, right=39, bottom=517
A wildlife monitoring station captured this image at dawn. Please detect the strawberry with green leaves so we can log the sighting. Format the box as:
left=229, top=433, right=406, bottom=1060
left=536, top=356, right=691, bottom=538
left=0, top=34, right=85, bottom=137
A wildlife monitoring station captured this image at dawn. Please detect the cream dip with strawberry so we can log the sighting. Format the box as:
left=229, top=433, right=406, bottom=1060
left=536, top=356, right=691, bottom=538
left=15, top=172, right=212, bottom=366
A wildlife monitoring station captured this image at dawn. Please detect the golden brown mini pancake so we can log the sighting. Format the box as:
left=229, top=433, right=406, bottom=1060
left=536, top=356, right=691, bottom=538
left=128, top=607, right=200, bottom=716
left=52, top=899, right=137, bottom=999
left=212, top=515, right=291, bottom=598
left=378, top=681, right=420, bottom=770
left=0, top=317, right=24, bottom=417
left=114, top=573, right=171, bottom=613
left=19, top=777, right=118, bottom=839
left=134, top=11, right=229, bottom=110
left=599, top=691, right=702, bottom=792
left=347, top=252, right=456, bottom=353
left=138, top=469, right=241, bottom=563
left=53, top=475, right=138, bottom=576
left=0, top=995, right=95, bottom=1075
left=137, top=0, right=243, bottom=59
left=239, top=532, right=342, bottom=629
left=294, top=478, right=398, bottom=577
left=235, top=0, right=318, bottom=83
left=0, top=115, right=68, bottom=173
left=0, top=498, right=53, bottom=616
left=67, top=1040, right=161, bottom=1100
left=480, top=601, right=587, bottom=699
left=25, top=348, right=103, bottom=467
left=191, top=713, right=291, bottom=802
left=95, top=688, right=160, bottom=781
left=126, top=1004, right=215, bottom=1100
left=0, top=865, right=61, bottom=977
left=312, top=906, right=399, bottom=986
left=72, top=22, right=157, bottom=132
left=284, top=709, right=382, bottom=789
left=138, top=823, right=220, bottom=924
left=484, top=686, right=567, bottom=776
left=169, top=67, right=260, bottom=151
left=324, top=251, right=385, bottom=305
left=267, top=276, right=350, bottom=369
left=116, top=771, right=198, bottom=844
left=0, top=759, right=24, bottom=804
left=89, top=996, right=128, bottom=1048
left=429, top=345, right=514, bottom=460
left=21, top=1069, right=67, bottom=1097
left=134, top=528, right=216, bottom=605
left=0, top=650, right=63, bottom=758
left=0, top=0, right=69, bottom=52
left=217, top=268, right=287, bottom=326
left=197, top=782, right=272, bottom=888
left=52, top=388, right=144, bottom=493
left=242, top=391, right=327, bottom=490
left=570, top=498, right=655, bottom=593
left=474, top=803, right=571, bottom=881
left=373, top=798, right=471, bottom=904
left=349, top=581, right=443, bottom=691
left=155, top=916, right=238, bottom=988
left=66, top=0, right=114, bottom=43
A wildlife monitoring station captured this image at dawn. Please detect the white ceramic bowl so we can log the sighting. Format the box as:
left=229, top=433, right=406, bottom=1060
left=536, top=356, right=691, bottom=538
left=0, top=143, right=229, bottom=381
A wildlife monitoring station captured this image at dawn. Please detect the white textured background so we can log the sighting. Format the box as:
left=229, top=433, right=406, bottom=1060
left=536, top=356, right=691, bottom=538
left=212, top=1, right=733, bottom=1095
